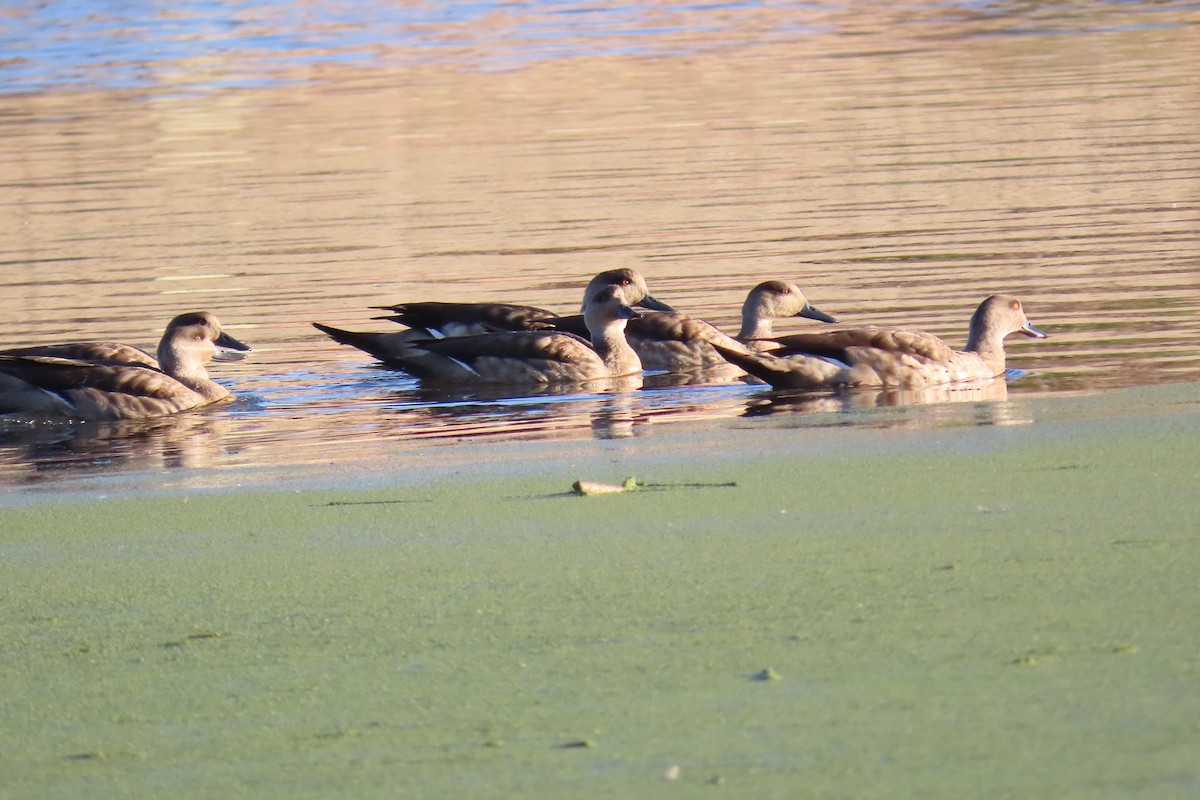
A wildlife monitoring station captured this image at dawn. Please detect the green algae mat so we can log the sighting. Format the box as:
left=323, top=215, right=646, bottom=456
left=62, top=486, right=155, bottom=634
left=3, top=388, right=1199, bottom=798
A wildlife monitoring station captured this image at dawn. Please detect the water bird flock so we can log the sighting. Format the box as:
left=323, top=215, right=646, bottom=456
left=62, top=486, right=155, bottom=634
left=0, top=270, right=1047, bottom=421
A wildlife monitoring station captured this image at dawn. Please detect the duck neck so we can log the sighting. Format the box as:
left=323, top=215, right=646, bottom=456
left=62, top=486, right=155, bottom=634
left=737, top=301, right=772, bottom=341
left=157, top=344, right=228, bottom=401
left=591, top=322, right=641, bottom=376
left=964, top=324, right=1007, bottom=368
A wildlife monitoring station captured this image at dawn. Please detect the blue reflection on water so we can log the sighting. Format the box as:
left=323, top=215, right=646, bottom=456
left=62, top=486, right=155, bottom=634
left=0, top=0, right=1192, bottom=95
left=0, top=0, right=765, bottom=94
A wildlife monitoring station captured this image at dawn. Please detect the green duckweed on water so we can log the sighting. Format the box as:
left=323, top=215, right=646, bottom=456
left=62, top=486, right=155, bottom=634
left=2, top=384, right=1199, bottom=798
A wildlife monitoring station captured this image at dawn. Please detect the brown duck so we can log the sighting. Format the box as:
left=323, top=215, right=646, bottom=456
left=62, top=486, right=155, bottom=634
left=550, top=280, right=837, bottom=372
left=0, top=312, right=250, bottom=420
left=314, top=268, right=673, bottom=364
left=370, top=267, right=674, bottom=338
left=713, top=295, right=1046, bottom=390
left=317, top=283, right=643, bottom=385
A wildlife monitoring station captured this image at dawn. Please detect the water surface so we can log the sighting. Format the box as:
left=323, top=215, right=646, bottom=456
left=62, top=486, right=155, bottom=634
left=2, top=1, right=1198, bottom=492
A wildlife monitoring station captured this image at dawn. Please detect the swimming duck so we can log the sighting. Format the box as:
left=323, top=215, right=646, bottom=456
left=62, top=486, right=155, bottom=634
left=313, top=268, right=672, bottom=363
left=712, top=295, right=1046, bottom=390
left=0, top=312, right=250, bottom=420
left=371, top=267, right=675, bottom=338
left=316, top=283, right=643, bottom=385
left=549, top=280, right=837, bottom=371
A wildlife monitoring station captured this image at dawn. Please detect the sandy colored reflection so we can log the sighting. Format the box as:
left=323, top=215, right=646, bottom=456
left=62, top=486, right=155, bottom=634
left=1, top=3, right=1198, bottom=486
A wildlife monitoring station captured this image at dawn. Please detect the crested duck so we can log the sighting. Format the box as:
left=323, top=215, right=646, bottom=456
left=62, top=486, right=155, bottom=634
left=550, top=280, right=837, bottom=371
left=0, top=312, right=250, bottom=420
left=371, top=267, right=675, bottom=338
left=315, top=283, right=643, bottom=385
left=713, top=294, right=1047, bottom=390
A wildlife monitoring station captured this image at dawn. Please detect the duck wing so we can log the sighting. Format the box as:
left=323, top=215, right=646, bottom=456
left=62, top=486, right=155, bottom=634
left=767, top=327, right=955, bottom=364
left=371, top=302, right=559, bottom=335
left=0, top=355, right=182, bottom=400
left=708, top=345, right=845, bottom=390
left=1, top=341, right=158, bottom=367
left=544, top=313, right=589, bottom=338
left=421, top=331, right=597, bottom=365
left=628, top=313, right=746, bottom=350
left=402, top=331, right=607, bottom=383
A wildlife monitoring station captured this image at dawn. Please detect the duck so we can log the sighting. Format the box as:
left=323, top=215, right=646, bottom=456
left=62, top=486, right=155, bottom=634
left=314, top=271, right=676, bottom=367
left=711, top=294, right=1047, bottom=390
left=548, top=280, right=837, bottom=371
left=0, top=312, right=251, bottom=420
left=313, top=268, right=673, bottom=364
left=371, top=267, right=675, bottom=338
left=315, top=283, right=643, bottom=385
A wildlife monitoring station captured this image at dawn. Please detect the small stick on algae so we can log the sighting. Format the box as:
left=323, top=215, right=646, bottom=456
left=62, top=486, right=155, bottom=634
left=571, top=476, right=737, bottom=495
left=572, top=476, right=641, bottom=495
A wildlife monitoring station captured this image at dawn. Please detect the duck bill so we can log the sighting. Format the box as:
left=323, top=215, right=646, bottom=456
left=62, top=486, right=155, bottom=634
left=215, top=331, right=253, bottom=352
left=1020, top=323, right=1047, bottom=339
left=798, top=303, right=838, bottom=324
left=617, top=305, right=643, bottom=320
left=636, top=294, right=676, bottom=313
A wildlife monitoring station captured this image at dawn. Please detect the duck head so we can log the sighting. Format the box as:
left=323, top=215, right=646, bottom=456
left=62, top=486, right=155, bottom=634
left=582, top=269, right=675, bottom=313
left=746, top=280, right=838, bottom=324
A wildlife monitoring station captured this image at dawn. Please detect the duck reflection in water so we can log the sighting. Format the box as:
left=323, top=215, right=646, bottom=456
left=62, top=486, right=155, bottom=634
left=742, top=375, right=1032, bottom=425
left=0, top=411, right=235, bottom=483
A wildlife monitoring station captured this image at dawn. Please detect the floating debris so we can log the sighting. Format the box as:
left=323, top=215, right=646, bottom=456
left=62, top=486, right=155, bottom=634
left=572, top=476, right=737, bottom=496
left=753, top=667, right=781, bottom=682
left=572, top=476, right=640, bottom=495
left=558, top=739, right=595, bottom=749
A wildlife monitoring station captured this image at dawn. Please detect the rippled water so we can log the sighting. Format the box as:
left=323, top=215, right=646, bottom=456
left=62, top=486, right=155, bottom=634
left=2, top=1, right=1198, bottom=491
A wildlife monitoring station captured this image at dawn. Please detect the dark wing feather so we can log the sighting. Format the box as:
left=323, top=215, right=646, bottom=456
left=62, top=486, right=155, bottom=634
left=372, top=302, right=559, bottom=333
left=546, top=314, right=589, bottom=337
left=312, top=323, right=423, bottom=362
left=708, top=345, right=842, bottom=390
left=551, top=311, right=741, bottom=348
left=422, top=331, right=596, bottom=365
left=0, top=355, right=180, bottom=400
